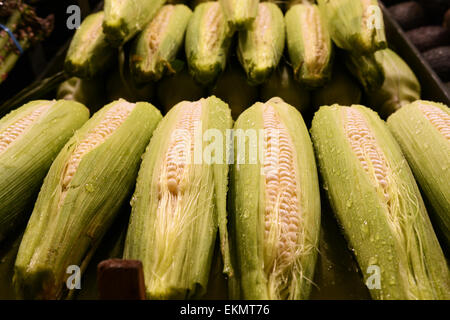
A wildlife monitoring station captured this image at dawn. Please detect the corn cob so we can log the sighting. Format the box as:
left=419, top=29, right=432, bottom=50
left=130, top=5, right=193, bottom=83
left=65, top=11, right=115, bottom=79
left=156, top=67, right=206, bottom=113
left=285, top=3, right=333, bottom=87
left=230, top=97, right=321, bottom=300
left=310, top=104, right=450, bottom=299
left=260, top=64, right=310, bottom=115
left=345, top=52, right=385, bottom=92
left=311, top=64, right=362, bottom=110
left=387, top=101, right=450, bottom=248
left=0, top=100, right=89, bottom=243
left=218, top=0, right=259, bottom=30
left=367, top=49, right=421, bottom=118
left=103, top=0, right=166, bottom=47
left=317, top=0, right=387, bottom=54
left=185, top=2, right=233, bottom=85
left=14, top=99, right=162, bottom=299
left=123, top=96, right=233, bottom=299
left=210, top=62, right=259, bottom=120
left=237, top=2, right=285, bottom=85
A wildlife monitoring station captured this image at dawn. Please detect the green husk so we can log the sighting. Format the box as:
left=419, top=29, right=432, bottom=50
left=237, top=2, right=285, bottom=85
left=0, top=100, right=89, bottom=243
left=317, top=0, right=387, bottom=54
left=387, top=101, right=450, bottom=249
left=130, top=5, right=193, bottom=83
left=230, top=97, right=321, bottom=300
left=367, top=48, right=421, bottom=118
left=14, top=99, right=162, bottom=300
left=260, top=64, right=310, bottom=115
left=218, top=0, right=259, bottom=30
left=123, top=96, right=233, bottom=299
left=310, top=104, right=450, bottom=299
left=103, top=0, right=166, bottom=47
left=285, top=3, right=333, bottom=87
left=65, top=11, right=116, bottom=79
left=345, top=52, right=385, bottom=92
left=185, top=2, right=233, bottom=85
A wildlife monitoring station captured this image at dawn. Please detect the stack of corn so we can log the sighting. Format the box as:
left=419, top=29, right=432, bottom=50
left=0, top=0, right=449, bottom=301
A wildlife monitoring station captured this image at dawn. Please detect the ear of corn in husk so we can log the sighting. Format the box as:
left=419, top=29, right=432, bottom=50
left=285, top=3, right=333, bottom=87
left=123, top=96, right=233, bottom=299
left=310, top=104, right=450, bottom=300
left=210, top=61, right=259, bottom=120
left=367, top=48, right=421, bottom=118
left=260, top=64, right=310, bottom=115
left=387, top=101, right=450, bottom=248
left=57, top=77, right=106, bottom=112
left=311, top=64, right=362, bottom=110
left=218, top=0, right=259, bottom=30
left=65, top=11, right=116, bottom=79
left=237, top=2, right=285, bottom=85
left=230, top=97, right=321, bottom=300
left=130, top=5, right=193, bottom=83
left=103, top=0, right=166, bottom=47
left=185, top=2, right=233, bottom=85
left=345, top=52, right=385, bottom=92
left=75, top=203, right=130, bottom=300
left=14, top=99, right=162, bottom=299
left=317, top=0, right=387, bottom=54
left=0, top=100, right=89, bottom=243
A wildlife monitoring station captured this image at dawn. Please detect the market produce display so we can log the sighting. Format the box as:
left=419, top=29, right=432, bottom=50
left=0, top=0, right=449, bottom=301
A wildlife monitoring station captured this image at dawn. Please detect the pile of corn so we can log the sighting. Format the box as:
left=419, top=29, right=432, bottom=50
left=0, top=0, right=449, bottom=300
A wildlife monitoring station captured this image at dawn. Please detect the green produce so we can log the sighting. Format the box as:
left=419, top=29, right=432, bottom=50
left=387, top=101, right=450, bottom=248
left=14, top=99, right=162, bottom=299
left=366, top=48, right=421, bottom=118
left=237, top=2, right=285, bottom=85
left=65, top=11, right=115, bottom=79
left=124, top=96, right=233, bottom=299
left=285, top=3, right=333, bottom=87
left=185, top=2, right=232, bottom=85
left=103, top=0, right=166, bottom=46
left=230, top=97, right=321, bottom=299
left=130, top=5, right=192, bottom=83
left=0, top=100, right=89, bottom=243
left=218, top=0, right=259, bottom=30
left=317, top=0, right=387, bottom=53
left=311, top=104, right=450, bottom=299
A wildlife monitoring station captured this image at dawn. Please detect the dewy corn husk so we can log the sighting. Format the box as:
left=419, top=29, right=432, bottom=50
left=237, top=2, right=285, bottom=85
left=387, top=101, right=450, bottom=248
left=311, top=104, right=450, bottom=300
left=229, top=97, right=321, bottom=300
left=14, top=99, right=162, bottom=299
left=124, top=96, right=233, bottom=299
left=0, top=100, right=89, bottom=243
